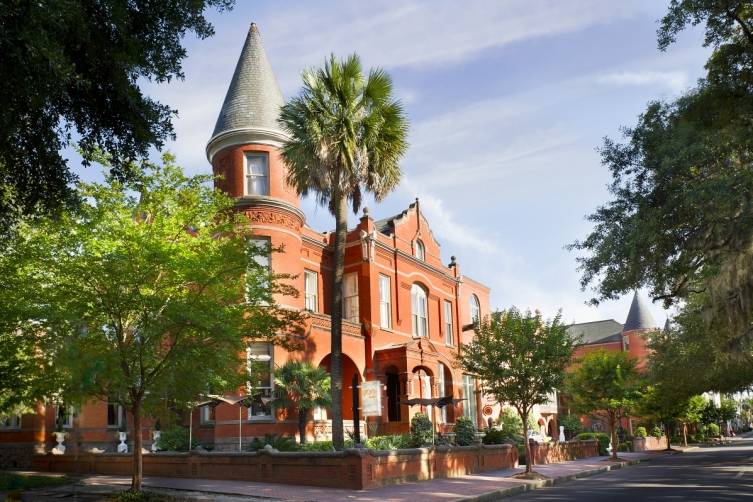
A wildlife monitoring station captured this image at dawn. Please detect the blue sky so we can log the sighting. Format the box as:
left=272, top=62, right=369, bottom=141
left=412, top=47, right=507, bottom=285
left=74, top=0, right=711, bottom=326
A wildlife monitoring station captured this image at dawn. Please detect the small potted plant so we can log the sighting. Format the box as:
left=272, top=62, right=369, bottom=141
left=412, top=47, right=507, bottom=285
left=117, top=421, right=128, bottom=453
left=52, top=416, right=67, bottom=454
left=151, top=420, right=161, bottom=452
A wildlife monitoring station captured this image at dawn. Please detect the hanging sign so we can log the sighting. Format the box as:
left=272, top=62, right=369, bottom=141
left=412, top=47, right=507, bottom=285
left=360, top=381, right=382, bottom=416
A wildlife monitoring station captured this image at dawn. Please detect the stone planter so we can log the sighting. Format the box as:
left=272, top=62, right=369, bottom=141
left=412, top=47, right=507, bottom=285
left=52, top=432, right=67, bottom=455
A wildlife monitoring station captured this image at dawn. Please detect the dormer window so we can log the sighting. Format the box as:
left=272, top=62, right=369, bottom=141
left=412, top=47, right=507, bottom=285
left=414, top=239, right=425, bottom=261
left=245, top=152, right=269, bottom=196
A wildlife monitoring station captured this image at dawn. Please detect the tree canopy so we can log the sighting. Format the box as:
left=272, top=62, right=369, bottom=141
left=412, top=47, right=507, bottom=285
left=0, top=0, right=234, bottom=233
left=564, top=350, right=643, bottom=460
left=456, top=307, right=574, bottom=473
left=0, top=155, right=304, bottom=490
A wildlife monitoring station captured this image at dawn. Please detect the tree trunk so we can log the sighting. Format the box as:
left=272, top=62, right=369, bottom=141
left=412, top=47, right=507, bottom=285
left=609, top=415, right=618, bottom=460
left=298, top=409, right=307, bottom=445
left=330, top=195, right=347, bottom=450
left=131, top=401, right=143, bottom=492
left=666, top=430, right=672, bottom=451
left=683, top=423, right=688, bottom=447
left=520, top=409, right=533, bottom=473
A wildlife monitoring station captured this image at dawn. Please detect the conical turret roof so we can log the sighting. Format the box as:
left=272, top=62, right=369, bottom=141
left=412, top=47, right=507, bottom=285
left=623, top=291, right=655, bottom=332
left=210, top=23, right=284, bottom=141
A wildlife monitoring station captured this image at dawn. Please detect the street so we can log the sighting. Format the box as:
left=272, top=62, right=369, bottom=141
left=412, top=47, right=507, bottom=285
left=510, top=437, right=753, bottom=501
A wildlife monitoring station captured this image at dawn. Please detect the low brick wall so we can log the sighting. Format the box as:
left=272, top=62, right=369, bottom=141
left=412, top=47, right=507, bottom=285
left=530, top=439, right=599, bottom=465
left=33, top=444, right=518, bottom=490
left=632, top=436, right=667, bottom=451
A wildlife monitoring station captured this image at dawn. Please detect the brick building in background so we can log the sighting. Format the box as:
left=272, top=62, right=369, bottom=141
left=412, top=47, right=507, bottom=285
left=1, top=23, right=511, bottom=464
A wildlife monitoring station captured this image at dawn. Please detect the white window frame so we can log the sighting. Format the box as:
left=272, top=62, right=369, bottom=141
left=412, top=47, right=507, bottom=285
left=200, top=405, right=216, bottom=424
left=246, top=343, right=274, bottom=420
left=304, top=270, right=318, bottom=312
left=462, top=375, right=477, bottom=422
left=56, top=405, right=74, bottom=429
left=470, top=294, right=481, bottom=323
left=343, top=273, right=359, bottom=323
left=437, top=363, right=447, bottom=424
left=247, top=237, right=271, bottom=303
left=411, top=284, right=428, bottom=338
left=106, top=402, right=124, bottom=428
left=414, top=239, right=425, bottom=261
left=245, top=152, right=270, bottom=196
left=443, top=300, right=454, bottom=346
left=379, top=274, right=392, bottom=329
left=0, top=415, right=21, bottom=430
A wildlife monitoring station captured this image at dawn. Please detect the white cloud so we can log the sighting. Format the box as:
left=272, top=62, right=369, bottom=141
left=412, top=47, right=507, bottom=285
left=596, top=70, right=690, bottom=93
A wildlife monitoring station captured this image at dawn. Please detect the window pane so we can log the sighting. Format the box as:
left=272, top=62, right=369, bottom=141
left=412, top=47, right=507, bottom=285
left=247, top=343, right=273, bottom=419
left=444, top=301, right=453, bottom=345
left=305, top=270, right=318, bottom=312
left=245, top=154, right=269, bottom=196
left=343, top=273, right=359, bottom=322
left=379, top=275, right=391, bottom=329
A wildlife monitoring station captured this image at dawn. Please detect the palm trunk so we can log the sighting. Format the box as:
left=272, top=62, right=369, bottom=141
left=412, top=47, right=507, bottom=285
left=298, top=409, right=307, bottom=445
left=330, top=195, right=347, bottom=450
left=683, top=423, right=688, bottom=447
left=131, top=401, right=143, bottom=491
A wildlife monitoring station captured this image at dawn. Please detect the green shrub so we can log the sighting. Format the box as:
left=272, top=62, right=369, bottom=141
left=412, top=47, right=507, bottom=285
left=558, top=414, right=582, bottom=439
left=0, top=473, right=70, bottom=491
left=481, top=428, right=508, bottom=445
left=633, top=426, right=647, bottom=438
left=295, top=441, right=335, bottom=451
left=453, top=416, right=477, bottom=446
left=617, top=441, right=632, bottom=452
left=410, top=413, right=434, bottom=447
left=576, top=432, right=610, bottom=455
left=706, top=423, right=720, bottom=438
left=247, top=433, right=297, bottom=452
left=110, top=490, right=194, bottom=501
left=651, top=426, right=663, bottom=439
left=365, top=434, right=412, bottom=450
left=156, top=427, right=196, bottom=452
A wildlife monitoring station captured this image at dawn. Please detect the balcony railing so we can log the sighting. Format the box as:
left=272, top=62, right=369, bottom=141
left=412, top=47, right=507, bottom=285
left=308, top=311, right=363, bottom=338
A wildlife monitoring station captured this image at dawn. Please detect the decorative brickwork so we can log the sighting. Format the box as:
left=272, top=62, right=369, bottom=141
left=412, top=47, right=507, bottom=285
left=530, top=439, right=599, bottom=465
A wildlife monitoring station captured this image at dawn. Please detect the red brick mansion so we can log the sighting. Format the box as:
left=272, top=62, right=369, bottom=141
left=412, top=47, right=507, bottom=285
left=0, top=24, right=502, bottom=464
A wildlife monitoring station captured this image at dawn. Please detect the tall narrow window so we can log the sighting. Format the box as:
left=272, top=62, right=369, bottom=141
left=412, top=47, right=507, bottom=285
left=245, top=152, right=269, bottom=196
left=379, top=274, right=392, bottom=329
left=200, top=405, right=216, bottom=424
left=247, top=343, right=274, bottom=420
left=247, top=237, right=271, bottom=302
left=437, top=363, right=447, bottom=423
left=411, top=284, right=428, bottom=337
left=107, top=402, right=124, bottom=428
left=304, top=270, right=318, bottom=312
left=343, top=273, right=359, bottom=323
left=463, top=375, right=477, bottom=423
left=56, top=405, right=74, bottom=428
left=414, top=239, right=425, bottom=261
left=444, top=300, right=454, bottom=345
left=470, top=294, right=481, bottom=323
left=0, top=415, right=21, bottom=429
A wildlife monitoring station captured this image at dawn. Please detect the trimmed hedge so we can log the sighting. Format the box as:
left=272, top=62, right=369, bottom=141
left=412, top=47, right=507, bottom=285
left=453, top=416, right=477, bottom=446
left=575, top=432, right=610, bottom=455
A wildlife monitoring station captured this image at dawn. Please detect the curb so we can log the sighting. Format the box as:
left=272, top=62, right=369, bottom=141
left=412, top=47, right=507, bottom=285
left=457, top=459, right=645, bottom=501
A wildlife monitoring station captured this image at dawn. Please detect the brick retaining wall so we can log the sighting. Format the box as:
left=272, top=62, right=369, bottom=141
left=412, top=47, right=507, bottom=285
left=33, top=444, right=518, bottom=490
left=632, top=436, right=667, bottom=451
left=530, top=439, right=599, bottom=465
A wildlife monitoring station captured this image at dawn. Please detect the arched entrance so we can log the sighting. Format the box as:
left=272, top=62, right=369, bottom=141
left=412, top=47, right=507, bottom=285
left=436, top=362, right=454, bottom=424
left=319, top=353, right=361, bottom=420
left=411, top=366, right=434, bottom=417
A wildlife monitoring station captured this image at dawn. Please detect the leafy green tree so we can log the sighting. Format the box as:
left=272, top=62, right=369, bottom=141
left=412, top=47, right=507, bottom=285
left=272, top=361, right=331, bottom=444
left=570, top=0, right=753, bottom=369
left=457, top=308, right=574, bottom=473
left=4, top=155, right=303, bottom=491
left=637, top=384, right=690, bottom=450
left=565, top=350, right=642, bottom=460
left=677, top=395, right=707, bottom=446
left=278, top=54, right=408, bottom=449
left=0, top=0, right=235, bottom=233
left=558, top=413, right=583, bottom=440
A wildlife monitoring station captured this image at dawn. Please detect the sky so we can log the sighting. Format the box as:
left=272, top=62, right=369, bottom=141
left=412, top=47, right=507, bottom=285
left=73, top=0, right=712, bottom=326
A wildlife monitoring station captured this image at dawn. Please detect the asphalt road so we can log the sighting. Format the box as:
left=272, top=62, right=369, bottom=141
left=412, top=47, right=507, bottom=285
left=509, top=437, right=753, bottom=501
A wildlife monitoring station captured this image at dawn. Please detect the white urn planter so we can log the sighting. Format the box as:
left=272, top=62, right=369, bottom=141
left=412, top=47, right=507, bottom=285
left=559, top=425, right=566, bottom=442
left=117, top=431, right=128, bottom=453
left=151, top=430, right=161, bottom=452
left=52, top=432, right=67, bottom=455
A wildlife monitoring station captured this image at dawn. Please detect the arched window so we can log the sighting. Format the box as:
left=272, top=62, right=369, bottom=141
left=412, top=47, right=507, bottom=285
left=411, top=283, right=428, bottom=337
left=470, top=294, right=480, bottom=323
left=414, top=239, right=425, bottom=261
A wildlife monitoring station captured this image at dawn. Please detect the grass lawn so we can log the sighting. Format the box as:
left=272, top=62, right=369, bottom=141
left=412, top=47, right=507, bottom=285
left=0, top=472, right=71, bottom=491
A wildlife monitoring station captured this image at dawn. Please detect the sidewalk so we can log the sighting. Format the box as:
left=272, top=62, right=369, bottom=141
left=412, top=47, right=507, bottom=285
left=63, top=452, right=653, bottom=501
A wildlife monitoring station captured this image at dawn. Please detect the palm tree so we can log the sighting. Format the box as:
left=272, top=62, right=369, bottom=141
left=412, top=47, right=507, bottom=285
left=278, top=54, right=408, bottom=449
left=273, top=361, right=332, bottom=444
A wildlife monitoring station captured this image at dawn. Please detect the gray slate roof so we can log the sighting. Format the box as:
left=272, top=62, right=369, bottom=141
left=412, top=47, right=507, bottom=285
left=211, top=23, right=284, bottom=139
left=567, top=319, right=623, bottom=346
left=623, top=291, right=656, bottom=331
